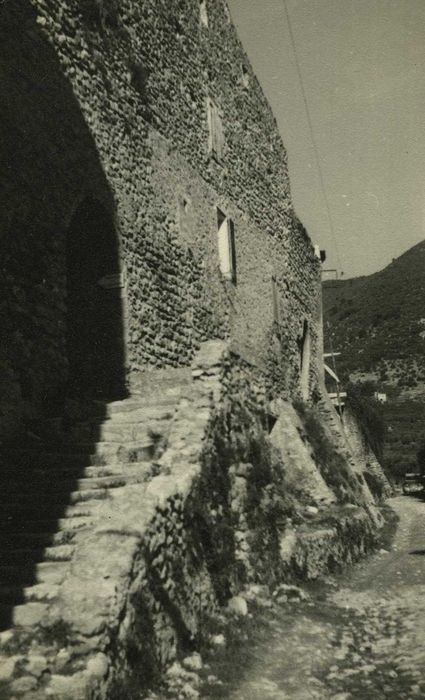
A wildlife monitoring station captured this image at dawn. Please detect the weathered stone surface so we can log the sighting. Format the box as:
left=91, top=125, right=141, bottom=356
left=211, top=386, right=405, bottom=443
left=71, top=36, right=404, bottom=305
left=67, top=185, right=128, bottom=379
left=13, top=603, right=48, bottom=628
left=0, top=655, right=22, bottom=682
left=86, top=653, right=108, bottom=679
left=24, top=655, right=49, bottom=678
left=10, top=675, right=38, bottom=693
left=46, top=672, right=88, bottom=699
left=182, top=653, right=203, bottom=672
left=227, top=596, right=248, bottom=617
left=270, top=402, right=336, bottom=506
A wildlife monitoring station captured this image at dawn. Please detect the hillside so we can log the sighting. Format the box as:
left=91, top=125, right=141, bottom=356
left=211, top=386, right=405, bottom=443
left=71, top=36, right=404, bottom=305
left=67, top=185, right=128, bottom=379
left=323, top=240, right=425, bottom=478
left=323, top=240, right=425, bottom=393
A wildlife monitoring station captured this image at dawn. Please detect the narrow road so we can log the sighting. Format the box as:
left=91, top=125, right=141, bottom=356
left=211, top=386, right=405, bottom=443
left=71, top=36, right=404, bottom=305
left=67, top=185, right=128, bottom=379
left=203, top=497, right=425, bottom=700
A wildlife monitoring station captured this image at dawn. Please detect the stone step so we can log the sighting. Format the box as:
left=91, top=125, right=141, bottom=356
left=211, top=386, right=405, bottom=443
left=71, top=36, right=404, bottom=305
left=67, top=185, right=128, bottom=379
left=0, top=448, right=94, bottom=470
left=0, top=502, right=95, bottom=520
left=0, top=604, right=15, bottom=630
left=2, top=440, right=157, bottom=465
left=129, top=367, right=192, bottom=395
left=1, top=487, right=110, bottom=508
left=0, top=600, right=53, bottom=630
left=0, top=581, right=60, bottom=605
left=91, top=397, right=168, bottom=417
left=0, top=461, right=152, bottom=481
left=1, top=471, right=147, bottom=495
left=73, top=405, right=175, bottom=427
left=42, top=440, right=158, bottom=463
left=0, top=585, right=24, bottom=605
left=103, top=395, right=179, bottom=414
left=1, top=544, right=74, bottom=565
left=0, top=515, right=93, bottom=534
left=0, top=561, right=68, bottom=587
left=65, top=421, right=168, bottom=444
left=0, top=531, right=77, bottom=550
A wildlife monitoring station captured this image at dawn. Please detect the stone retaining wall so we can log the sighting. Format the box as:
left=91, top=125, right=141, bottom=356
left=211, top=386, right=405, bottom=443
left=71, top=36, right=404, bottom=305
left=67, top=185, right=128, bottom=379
left=343, top=407, right=392, bottom=501
left=0, top=343, right=385, bottom=699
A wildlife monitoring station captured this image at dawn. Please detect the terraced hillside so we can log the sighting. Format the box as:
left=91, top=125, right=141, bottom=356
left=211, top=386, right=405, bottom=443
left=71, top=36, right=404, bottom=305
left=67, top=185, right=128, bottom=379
left=323, top=240, right=425, bottom=479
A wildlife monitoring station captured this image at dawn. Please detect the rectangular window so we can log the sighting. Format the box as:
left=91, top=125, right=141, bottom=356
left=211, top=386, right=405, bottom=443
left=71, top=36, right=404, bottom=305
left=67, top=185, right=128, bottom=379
left=217, top=208, right=236, bottom=283
left=271, top=276, right=281, bottom=323
left=207, top=97, right=224, bottom=161
left=200, top=0, right=208, bottom=27
left=242, top=64, right=250, bottom=89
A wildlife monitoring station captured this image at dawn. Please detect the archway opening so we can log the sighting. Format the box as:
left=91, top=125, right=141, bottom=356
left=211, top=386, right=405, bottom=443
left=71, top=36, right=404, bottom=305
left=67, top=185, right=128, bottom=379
left=66, top=196, right=127, bottom=400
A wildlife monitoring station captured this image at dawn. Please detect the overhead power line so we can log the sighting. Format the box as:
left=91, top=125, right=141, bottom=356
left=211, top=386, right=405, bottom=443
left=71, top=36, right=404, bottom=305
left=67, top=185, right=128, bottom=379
left=282, top=0, right=343, bottom=273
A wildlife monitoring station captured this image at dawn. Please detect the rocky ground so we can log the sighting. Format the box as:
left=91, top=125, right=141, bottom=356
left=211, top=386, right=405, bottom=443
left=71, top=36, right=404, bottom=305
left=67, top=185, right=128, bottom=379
left=148, top=495, right=425, bottom=700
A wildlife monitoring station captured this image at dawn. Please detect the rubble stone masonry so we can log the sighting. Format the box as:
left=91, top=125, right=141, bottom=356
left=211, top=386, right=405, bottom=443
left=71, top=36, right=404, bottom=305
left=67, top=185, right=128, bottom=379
left=0, top=0, right=321, bottom=438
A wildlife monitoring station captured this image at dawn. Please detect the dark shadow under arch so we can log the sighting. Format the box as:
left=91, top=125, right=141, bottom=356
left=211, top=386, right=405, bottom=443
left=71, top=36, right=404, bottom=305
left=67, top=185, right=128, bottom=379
left=66, top=196, right=127, bottom=400
left=0, top=1, right=130, bottom=632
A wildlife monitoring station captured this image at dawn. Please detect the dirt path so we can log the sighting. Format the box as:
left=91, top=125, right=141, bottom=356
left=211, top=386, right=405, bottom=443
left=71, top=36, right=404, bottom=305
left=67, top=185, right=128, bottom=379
left=202, top=497, right=425, bottom=700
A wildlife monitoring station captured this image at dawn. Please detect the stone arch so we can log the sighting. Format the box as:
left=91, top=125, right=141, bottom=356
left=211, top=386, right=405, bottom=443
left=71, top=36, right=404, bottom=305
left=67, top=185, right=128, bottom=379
left=299, top=319, right=311, bottom=400
left=66, top=196, right=127, bottom=399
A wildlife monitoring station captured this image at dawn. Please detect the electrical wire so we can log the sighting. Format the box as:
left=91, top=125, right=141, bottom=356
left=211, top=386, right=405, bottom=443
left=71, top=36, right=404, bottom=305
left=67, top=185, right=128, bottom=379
left=282, top=0, right=343, bottom=274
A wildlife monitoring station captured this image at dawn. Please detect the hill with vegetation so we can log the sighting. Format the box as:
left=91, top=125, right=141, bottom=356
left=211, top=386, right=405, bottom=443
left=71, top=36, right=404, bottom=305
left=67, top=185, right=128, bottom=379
left=323, top=240, right=425, bottom=392
left=323, top=240, right=425, bottom=479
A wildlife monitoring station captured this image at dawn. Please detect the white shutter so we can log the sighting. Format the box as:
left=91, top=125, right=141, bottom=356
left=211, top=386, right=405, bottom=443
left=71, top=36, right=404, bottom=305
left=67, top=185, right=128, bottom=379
left=200, top=0, right=208, bottom=27
left=217, top=217, right=233, bottom=280
left=214, top=104, right=224, bottom=159
left=207, top=98, right=224, bottom=160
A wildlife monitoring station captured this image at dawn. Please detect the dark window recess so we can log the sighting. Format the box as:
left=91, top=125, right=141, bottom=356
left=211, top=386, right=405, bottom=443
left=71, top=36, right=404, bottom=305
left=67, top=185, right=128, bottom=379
left=178, top=195, right=191, bottom=233
left=80, top=0, right=120, bottom=30
left=271, top=275, right=281, bottom=323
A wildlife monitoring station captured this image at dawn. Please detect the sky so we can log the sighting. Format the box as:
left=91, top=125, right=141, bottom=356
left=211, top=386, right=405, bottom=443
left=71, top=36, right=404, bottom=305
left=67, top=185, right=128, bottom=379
left=228, top=0, right=425, bottom=279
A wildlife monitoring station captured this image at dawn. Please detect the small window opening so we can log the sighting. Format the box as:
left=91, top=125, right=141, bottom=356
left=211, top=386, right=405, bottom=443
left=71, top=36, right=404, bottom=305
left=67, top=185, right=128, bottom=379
left=298, top=319, right=311, bottom=400
left=200, top=0, right=208, bottom=27
left=271, top=276, right=281, bottom=324
left=217, top=208, right=236, bottom=284
left=178, top=195, right=191, bottom=234
left=207, top=97, right=224, bottom=161
left=242, top=64, right=250, bottom=89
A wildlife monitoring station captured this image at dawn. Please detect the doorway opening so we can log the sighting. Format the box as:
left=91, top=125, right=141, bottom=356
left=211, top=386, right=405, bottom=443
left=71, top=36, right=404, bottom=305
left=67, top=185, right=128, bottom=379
left=66, top=196, right=127, bottom=400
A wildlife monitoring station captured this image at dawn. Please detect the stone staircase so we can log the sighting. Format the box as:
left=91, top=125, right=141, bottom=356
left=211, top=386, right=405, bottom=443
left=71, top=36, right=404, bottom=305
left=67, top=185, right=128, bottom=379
left=0, top=370, right=191, bottom=633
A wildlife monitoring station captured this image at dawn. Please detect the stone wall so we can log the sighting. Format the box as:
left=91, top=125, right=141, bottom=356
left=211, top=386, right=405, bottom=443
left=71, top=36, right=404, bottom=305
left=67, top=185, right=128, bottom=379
left=343, top=407, right=392, bottom=500
left=0, top=343, right=385, bottom=699
left=0, top=0, right=321, bottom=438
